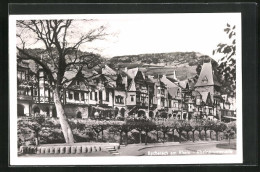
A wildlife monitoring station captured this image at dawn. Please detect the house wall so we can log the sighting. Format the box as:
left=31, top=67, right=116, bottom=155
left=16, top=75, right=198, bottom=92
left=65, top=90, right=88, bottom=104
left=101, top=89, right=113, bottom=107
left=88, top=91, right=99, bottom=105
left=195, top=86, right=214, bottom=95
left=64, top=105, right=89, bottom=118
left=126, top=91, right=136, bottom=106
left=17, top=100, right=30, bottom=116
left=31, top=103, right=55, bottom=117
left=114, top=90, right=126, bottom=106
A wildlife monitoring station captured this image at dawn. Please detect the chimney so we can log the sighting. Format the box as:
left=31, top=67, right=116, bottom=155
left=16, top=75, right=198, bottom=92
left=173, top=70, right=177, bottom=80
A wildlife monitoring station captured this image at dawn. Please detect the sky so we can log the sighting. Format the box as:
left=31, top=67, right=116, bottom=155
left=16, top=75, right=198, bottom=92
left=16, top=13, right=241, bottom=61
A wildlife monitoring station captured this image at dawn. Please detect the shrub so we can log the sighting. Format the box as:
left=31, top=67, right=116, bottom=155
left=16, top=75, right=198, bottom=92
left=17, top=117, right=234, bottom=147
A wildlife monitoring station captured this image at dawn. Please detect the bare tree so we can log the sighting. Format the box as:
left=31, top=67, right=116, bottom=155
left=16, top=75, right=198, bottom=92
left=16, top=19, right=109, bottom=143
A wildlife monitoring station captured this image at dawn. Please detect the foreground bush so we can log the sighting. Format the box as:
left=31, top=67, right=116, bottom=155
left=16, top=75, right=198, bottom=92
left=17, top=117, right=236, bottom=147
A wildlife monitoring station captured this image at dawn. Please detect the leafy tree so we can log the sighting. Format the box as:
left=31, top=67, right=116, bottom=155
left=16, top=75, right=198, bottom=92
left=142, top=120, right=156, bottom=145
left=156, top=120, right=172, bottom=143
left=183, top=121, right=192, bottom=141
left=212, top=121, right=227, bottom=141
left=225, top=121, right=236, bottom=144
left=190, top=120, right=200, bottom=142
left=175, top=120, right=188, bottom=143
left=17, top=20, right=109, bottom=143
left=213, top=23, right=236, bottom=97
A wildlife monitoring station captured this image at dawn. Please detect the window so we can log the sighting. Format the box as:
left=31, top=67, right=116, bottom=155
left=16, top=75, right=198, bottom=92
left=95, top=92, right=98, bottom=101
left=106, top=90, right=109, bottom=101
left=17, top=71, right=22, bottom=80
left=131, top=95, right=134, bottom=102
left=161, top=98, right=165, bottom=106
left=90, top=91, right=93, bottom=100
left=74, top=92, right=79, bottom=101
left=34, top=89, right=38, bottom=96
left=39, top=71, right=44, bottom=77
left=45, top=89, right=49, bottom=97
left=202, top=76, right=208, bottom=84
left=161, top=89, right=165, bottom=95
left=75, top=81, right=80, bottom=85
left=141, top=94, right=146, bottom=103
left=69, top=92, right=73, bottom=100
left=85, top=93, right=88, bottom=101
left=115, top=96, right=124, bottom=104
left=169, top=100, right=172, bottom=108
left=81, top=93, right=84, bottom=101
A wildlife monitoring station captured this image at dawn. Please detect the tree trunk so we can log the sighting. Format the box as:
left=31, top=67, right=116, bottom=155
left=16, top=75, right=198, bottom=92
left=119, top=131, right=122, bottom=145
left=210, top=130, right=212, bottom=140
left=96, top=132, right=99, bottom=141
left=199, top=131, right=201, bottom=140
left=163, top=132, right=166, bottom=143
left=192, top=131, right=195, bottom=142
left=204, top=130, right=207, bottom=140
left=186, top=131, right=189, bottom=140
left=125, top=131, right=128, bottom=146
left=216, top=131, right=218, bottom=141
left=229, top=136, right=230, bottom=145
left=35, top=131, right=39, bottom=145
left=145, top=132, right=148, bottom=145
left=139, top=130, right=142, bottom=144
left=178, top=131, right=182, bottom=143
left=53, top=88, right=74, bottom=143
left=156, top=130, right=159, bottom=142
left=101, top=129, right=104, bottom=142
left=172, top=129, right=175, bottom=142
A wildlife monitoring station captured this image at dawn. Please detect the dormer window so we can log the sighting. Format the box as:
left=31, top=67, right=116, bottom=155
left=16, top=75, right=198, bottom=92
left=39, top=71, right=44, bottom=77
left=202, top=76, right=208, bottom=84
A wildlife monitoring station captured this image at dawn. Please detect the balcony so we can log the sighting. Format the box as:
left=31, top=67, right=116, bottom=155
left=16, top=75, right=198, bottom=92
left=136, top=102, right=148, bottom=109
left=17, top=94, right=32, bottom=101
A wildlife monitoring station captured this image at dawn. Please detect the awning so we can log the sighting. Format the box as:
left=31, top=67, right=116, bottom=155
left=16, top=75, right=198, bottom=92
left=223, top=116, right=236, bottom=120
left=93, top=106, right=114, bottom=111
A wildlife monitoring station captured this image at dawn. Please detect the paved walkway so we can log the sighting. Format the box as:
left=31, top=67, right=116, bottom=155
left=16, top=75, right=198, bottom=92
left=118, top=140, right=236, bottom=156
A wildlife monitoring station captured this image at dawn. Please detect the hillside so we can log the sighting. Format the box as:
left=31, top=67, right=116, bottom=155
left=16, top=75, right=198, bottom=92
left=107, top=52, right=215, bottom=81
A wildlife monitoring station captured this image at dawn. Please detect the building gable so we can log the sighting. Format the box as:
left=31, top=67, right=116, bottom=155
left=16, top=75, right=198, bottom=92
left=194, top=62, right=221, bottom=87
left=128, top=79, right=136, bottom=92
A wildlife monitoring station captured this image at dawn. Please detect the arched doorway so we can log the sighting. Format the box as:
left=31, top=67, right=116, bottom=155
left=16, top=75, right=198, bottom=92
left=120, top=108, right=126, bottom=117
left=172, top=114, right=176, bottom=119
left=138, top=110, right=145, bottom=117
left=188, top=113, right=192, bottom=120
left=149, top=111, right=154, bottom=118
left=33, top=106, right=40, bottom=117
left=77, top=111, right=82, bottom=118
left=52, top=108, right=57, bottom=118
left=115, top=107, right=119, bottom=117
left=168, top=114, right=172, bottom=118
left=183, top=113, right=187, bottom=120
left=45, top=107, right=50, bottom=117
left=17, top=104, right=25, bottom=116
left=161, top=112, right=168, bottom=119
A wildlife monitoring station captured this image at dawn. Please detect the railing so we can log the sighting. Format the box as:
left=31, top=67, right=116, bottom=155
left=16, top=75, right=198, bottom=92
left=17, top=94, right=32, bottom=101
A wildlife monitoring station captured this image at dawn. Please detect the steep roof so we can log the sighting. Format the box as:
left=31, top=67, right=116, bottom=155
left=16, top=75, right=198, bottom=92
left=200, top=92, right=210, bottom=103
left=127, top=67, right=145, bottom=79
left=102, top=65, right=117, bottom=76
left=194, top=62, right=221, bottom=87
left=168, top=87, right=180, bottom=98
left=161, top=75, right=179, bottom=88
left=127, top=79, right=136, bottom=91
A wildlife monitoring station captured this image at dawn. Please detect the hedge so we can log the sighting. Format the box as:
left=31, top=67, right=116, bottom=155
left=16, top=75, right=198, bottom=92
left=17, top=116, right=236, bottom=148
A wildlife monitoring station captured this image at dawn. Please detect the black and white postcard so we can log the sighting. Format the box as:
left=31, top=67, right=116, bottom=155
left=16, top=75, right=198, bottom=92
left=9, top=13, right=242, bottom=165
